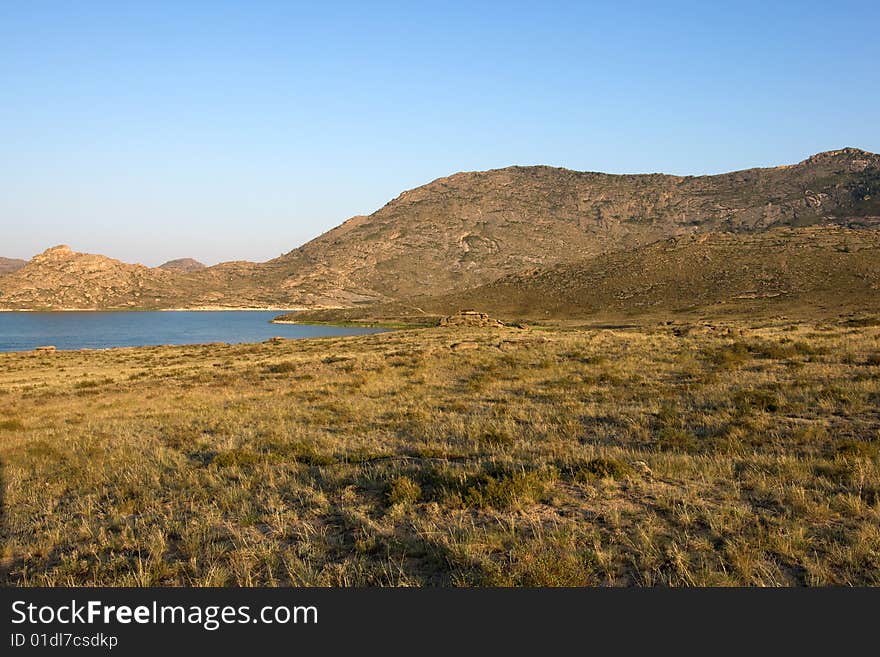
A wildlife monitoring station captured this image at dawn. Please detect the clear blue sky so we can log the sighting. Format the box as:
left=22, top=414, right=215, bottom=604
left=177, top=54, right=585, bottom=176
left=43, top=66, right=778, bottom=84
left=2, top=1, right=878, bottom=265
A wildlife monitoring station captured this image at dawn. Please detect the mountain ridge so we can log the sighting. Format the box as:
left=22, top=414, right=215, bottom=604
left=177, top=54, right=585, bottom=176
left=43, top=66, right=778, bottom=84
left=267, top=146, right=880, bottom=304
left=1, top=148, right=878, bottom=311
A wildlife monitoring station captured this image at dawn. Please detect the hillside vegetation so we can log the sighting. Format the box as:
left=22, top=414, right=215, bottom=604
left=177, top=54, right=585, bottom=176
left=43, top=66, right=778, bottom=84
left=281, top=225, right=880, bottom=324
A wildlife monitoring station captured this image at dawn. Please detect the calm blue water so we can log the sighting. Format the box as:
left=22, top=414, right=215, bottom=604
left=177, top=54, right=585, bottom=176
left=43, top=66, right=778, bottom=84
left=0, top=311, right=386, bottom=352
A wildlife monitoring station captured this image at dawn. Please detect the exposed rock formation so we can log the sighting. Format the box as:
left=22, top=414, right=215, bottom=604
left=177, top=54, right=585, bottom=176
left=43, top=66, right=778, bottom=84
left=0, top=246, right=177, bottom=309
left=439, top=310, right=505, bottom=328
left=0, top=246, right=281, bottom=310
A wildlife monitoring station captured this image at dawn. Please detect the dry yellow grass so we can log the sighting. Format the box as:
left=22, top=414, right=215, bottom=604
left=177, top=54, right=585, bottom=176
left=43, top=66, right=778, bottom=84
left=1, top=318, right=878, bottom=585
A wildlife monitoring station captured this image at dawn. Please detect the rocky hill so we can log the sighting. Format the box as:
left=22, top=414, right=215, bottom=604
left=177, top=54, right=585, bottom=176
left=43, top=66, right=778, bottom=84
left=1, top=148, right=878, bottom=310
left=0, top=246, right=184, bottom=309
left=269, top=147, right=879, bottom=305
left=0, top=246, right=286, bottom=310
left=0, top=257, right=26, bottom=276
left=285, top=226, right=880, bottom=323
left=158, top=258, right=206, bottom=273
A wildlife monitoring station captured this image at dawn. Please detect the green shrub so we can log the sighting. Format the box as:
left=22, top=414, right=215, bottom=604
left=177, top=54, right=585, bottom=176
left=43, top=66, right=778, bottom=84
left=733, top=389, right=780, bottom=413
left=265, top=361, right=298, bottom=374
left=704, top=342, right=750, bottom=369
left=213, top=448, right=261, bottom=467
left=574, top=457, right=633, bottom=481
left=463, top=470, right=552, bottom=509
left=386, top=476, right=422, bottom=506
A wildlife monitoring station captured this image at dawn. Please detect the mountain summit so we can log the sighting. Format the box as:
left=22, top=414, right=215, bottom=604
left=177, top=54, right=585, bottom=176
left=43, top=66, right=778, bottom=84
left=159, top=258, right=206, bottom=273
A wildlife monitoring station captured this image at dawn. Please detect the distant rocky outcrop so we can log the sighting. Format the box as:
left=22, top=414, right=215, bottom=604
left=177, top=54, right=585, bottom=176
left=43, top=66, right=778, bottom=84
left=0, top=245, right=282, bottom=310
left=439, top=310, right=505, bottom=328
left=0, top=245, right=180, bottom=309
left=0, top=257, right=26, bottom=276
left=158, top=258, right=206, bottom=273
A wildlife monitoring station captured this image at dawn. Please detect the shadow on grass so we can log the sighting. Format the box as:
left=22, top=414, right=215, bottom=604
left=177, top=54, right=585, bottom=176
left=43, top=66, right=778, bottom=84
left=0, top=457, right=6, bottom=584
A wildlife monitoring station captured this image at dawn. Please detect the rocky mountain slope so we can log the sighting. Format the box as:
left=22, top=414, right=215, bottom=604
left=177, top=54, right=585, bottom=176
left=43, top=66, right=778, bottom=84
left=287, top=225, right=880, bottom=322
left=269, top=147, right=879, bottom=305
left=0, top=257, right=26, bottom=276
left=441, top=225, right=880, bottom=320
left=1, top=148, right=878, bottom=310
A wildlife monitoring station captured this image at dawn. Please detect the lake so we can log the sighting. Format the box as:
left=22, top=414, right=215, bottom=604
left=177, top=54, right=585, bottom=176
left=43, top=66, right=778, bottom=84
left=0, top=311, right=387, bottom=352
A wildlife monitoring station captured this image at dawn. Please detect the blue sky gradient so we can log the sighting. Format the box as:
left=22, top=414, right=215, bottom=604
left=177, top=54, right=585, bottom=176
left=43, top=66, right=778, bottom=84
left=2, top=1, right=878, bottom=265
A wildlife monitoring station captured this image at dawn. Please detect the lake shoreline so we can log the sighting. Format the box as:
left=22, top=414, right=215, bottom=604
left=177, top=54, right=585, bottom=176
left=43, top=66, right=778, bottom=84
left=0, top=310, right=388, bottom=353
left=272, top=318, right=425, bottom=329
left=0, top=307, right=307, bottom=313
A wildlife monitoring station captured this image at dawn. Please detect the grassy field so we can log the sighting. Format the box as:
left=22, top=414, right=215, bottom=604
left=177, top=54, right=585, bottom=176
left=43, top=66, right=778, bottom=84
left=1, top=318, right=879, bottom=586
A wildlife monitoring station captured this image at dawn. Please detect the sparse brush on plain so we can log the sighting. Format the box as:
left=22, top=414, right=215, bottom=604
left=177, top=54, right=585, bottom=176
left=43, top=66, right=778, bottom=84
left=1, top=319, right=879, bottom=586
